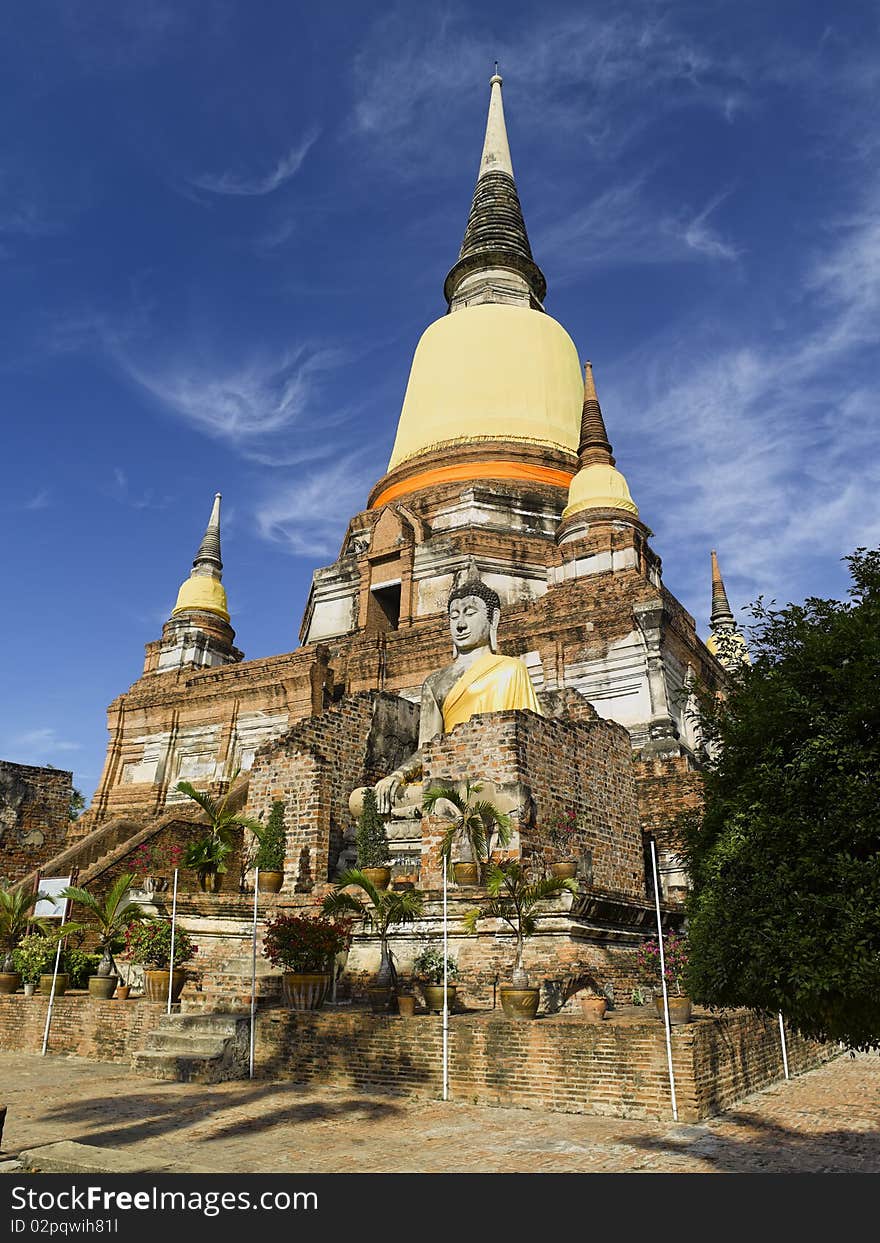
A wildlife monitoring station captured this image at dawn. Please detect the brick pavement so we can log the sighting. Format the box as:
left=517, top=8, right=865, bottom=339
left=0, top=1050, right=878, bottom=1173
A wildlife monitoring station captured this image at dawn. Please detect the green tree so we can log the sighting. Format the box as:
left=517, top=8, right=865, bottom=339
left=58, top=872, right=150, bottom=977
left=252, top=800, right=286, bottom=872
left=683, top=548, right=880, bottom=1049
left=321, top=869, right=422, bottom=987
left=355, top=788, right=391, bottom=868
left=463, top=861, right=577, bottom=987
left=175, top=777, right=263, bottom=883
left=422, top=780, right=511, bottom=868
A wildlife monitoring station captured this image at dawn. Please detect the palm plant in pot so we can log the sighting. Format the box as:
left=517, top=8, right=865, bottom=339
left=355, top=788, right=392, bottom=890
left=175, top=777, right=263, bottom=893
left=463, top=861, right=578, bottom=1020
left=0, top=885, right=53, bottom=993
left=422, top=780, right=512, bottom=886
left=412, top=946, right=459, bottom=1014
left=124, top=919, right=198, bottom=1002
left=251, top=800, right=287, bottom=893
left=263, top=913, right=352, bottom=1010
left=58, top=873, right=149, bottom=999
left=322, top=870, right=423, bottom=1012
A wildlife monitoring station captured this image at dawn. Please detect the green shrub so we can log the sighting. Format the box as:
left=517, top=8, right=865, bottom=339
left=124, top=920, right=198, bottom=968
left=253, top=801, right=286, bottom=872
left=66, top=949, right=101, bottom=989
left=356, top=788, right=391, bottom=868
left=13, top=934, right=57, bottom=983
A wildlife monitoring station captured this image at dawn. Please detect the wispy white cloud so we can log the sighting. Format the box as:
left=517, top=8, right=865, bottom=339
left=115, top=343, right=347, bottom=446
left=605, top=177, right=880, bottom=625
left=187, top=131, right=319, bottom=198
left=11, top=727, right=83, bottom=760
left=255, top=453, right=377, bottom=558
left=537, top=179, right=741, bottom=274
left=23, top=488, right=51, bottom=511
left=106, top=467, right=170, bottom=511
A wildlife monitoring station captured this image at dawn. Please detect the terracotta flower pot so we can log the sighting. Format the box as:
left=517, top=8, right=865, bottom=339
left=654, top=994, right=693, bottom=1025
left=422, top=983, right=457, bottom=1014
left=580, top=995, right=607, bottom=1022
left=550, top=861, right=578, bottom=880
left=396, top=994, right=417, bottom=1018
left=499, top=986, right=540, bottom=1020
left=258, top=871, right=284, bottom=894
left=367, top=984, right=394, bottom=1013
left=115, top=984, right=131, bottom=1001
left=281, top=971, right=331, bottom=1011
left=361, top=867, right=391, bottom=890
left=144, top=968, right=187, bottom=1002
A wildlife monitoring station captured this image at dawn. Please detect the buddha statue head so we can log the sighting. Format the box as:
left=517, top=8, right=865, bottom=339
left=447, top=564, right=501, bottom=655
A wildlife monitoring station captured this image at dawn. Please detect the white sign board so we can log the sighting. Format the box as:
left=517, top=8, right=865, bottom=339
left=34, top=877, right=71, bottom=919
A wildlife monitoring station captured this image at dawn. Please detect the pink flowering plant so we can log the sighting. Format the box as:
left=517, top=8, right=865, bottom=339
left=636, top=932, right=690, bottom=997
left=129, top=841, right=186, bottom=881
left=539, top=808, right=581, bottom=851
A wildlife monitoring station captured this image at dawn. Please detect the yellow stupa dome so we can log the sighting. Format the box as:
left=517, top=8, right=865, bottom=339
left=387, top=304, right=583, bottom=470
left=172, top=574, right=230, bottom=621
left=563, top=462, right=639, bottom=519
left=706, top=629, right=751, bottom=665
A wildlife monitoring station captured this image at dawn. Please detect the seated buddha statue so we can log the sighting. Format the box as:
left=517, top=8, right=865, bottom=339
left=374, top=562, right=542, bottom=813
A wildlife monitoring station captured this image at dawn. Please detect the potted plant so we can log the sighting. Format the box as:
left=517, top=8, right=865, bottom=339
left=0, top=885, right=54, bottom=993
left=355, top=788, right=392, bottom=890
left=579, top=981, right=608, bottom=1022
left=13, top=933, right=57, bottom=996
left=58, top=873, right=149, bottom=999
left=263, top=913, right=351, bottom=1010
left=124, top=919, right=198, bottom=1002
left=422, top=780, right=511, bottom=886
left=322, top=870, right=423, bottom=1012
left=636, top=932, right=692, bottom=1025
left=463, top=861, right=578, bottom=1020
left=252, top=801, right=286, bottom=894
left=538, top=808, right=581, bottom=878
left=175, top=777, right=263, bottom=893
left=412, top=946, right=459, bottom=1013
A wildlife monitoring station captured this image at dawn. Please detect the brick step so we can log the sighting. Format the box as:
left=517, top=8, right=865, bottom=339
left=133, top=1011, right=250, bottom=1083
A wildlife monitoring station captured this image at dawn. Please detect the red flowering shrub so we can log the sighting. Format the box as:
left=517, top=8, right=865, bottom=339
left=263, top=914, right=351, bottom=973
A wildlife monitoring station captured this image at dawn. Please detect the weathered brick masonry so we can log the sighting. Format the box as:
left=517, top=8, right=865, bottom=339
left=0, top=761, right=72, bottom=884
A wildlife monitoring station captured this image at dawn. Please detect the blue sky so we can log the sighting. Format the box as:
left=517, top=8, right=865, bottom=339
left=2, top=1, right=878, bottom=800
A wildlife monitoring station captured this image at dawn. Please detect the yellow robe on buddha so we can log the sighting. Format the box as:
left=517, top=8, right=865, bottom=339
left=441, top=648, right=543, bottom=733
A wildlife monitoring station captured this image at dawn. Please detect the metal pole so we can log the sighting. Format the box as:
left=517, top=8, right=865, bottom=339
left=649, top=838, right=678, bottom=1122
left=442, top=854, right=449, bottom=1102
left=166, top=868, right=179, bottom=1016
left=778, top=1012, right=790, bottom=1080
left=41, top=890, right=70, bottom=1057
left=249, top=869, right=259, bottom=1079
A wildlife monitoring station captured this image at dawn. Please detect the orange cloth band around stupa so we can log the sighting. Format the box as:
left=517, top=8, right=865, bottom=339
left=371, top=460, right=574, bottom=509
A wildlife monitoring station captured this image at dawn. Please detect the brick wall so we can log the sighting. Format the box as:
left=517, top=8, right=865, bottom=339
left=420, top=709, right=646, bottom=898
left=0, top=994, right=165, bottom=1062
left=0, top=761, right=72, bottom=885
left=245, top=692, right=418, bottom=892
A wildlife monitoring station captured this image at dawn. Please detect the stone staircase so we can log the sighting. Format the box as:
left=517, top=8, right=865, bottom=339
left=133, top=1012, right=251, bottom=1083
left=184, top=957, right=284, bottom=1014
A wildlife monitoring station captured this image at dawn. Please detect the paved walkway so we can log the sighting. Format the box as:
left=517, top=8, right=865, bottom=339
left=0, top=1051, right=878, bottom=1173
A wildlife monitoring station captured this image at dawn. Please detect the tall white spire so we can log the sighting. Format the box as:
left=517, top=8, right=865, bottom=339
left=479, top=71, right=514, bottom=179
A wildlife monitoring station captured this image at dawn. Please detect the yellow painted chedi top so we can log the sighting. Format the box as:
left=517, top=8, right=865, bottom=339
left=172, top=575, right=230, bottom=621
left=563, top=461, right=639, bottom=519
left=387, top=304, right=584, bottom=470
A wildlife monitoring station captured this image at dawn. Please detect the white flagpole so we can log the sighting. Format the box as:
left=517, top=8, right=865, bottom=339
left=249, top=869, right=259, bottom=1079
left=42, top=891, right=71, bottom=1057
left=778, top=1012, right=790, bottom=1080
left=166, top=868, right=179, bottom=1016
left=649, top=838, right=678, bottom=1122
left=442, top=854, right=449, bottom=1102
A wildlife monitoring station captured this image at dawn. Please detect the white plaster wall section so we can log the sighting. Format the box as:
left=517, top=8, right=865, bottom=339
left=431, top=490, right=561, bottom=537
left=547, top=545, right=638, bottom=586
left=120, top=730, right=172, bottom=785
left=162, top=723, right=222, bottom=799
left=521, top=650, right=545, bottom=690
left=302, top=563, right=360, bottom=642
left=661, top=647, right=691, bottom=743
left=563, top=631, right=652, bottom=726
left=232, top=710, right=290, bottom=772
